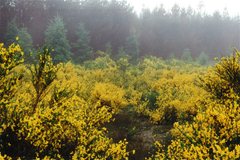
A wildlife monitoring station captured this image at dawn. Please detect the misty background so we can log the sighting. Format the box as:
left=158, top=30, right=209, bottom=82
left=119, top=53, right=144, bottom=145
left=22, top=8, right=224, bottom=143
left=0, top=0, right=240, bottom=63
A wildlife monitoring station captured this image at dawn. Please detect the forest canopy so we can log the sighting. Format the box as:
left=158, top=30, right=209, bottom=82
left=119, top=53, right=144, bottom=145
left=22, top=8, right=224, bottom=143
left=0, top=0, right=239, bottom=62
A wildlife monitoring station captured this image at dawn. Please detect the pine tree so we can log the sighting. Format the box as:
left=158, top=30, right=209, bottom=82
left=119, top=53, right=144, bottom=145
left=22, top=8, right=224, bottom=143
left=196, top=52, right=209, bottom=65
left=74, top=23, right=93, bottom=62
left=5, top=19, right=34, bottom=63
left=45, top=16, right=71, bottom=63
left=18, top=27, right=34, bottom=63
left=125, top=33, right=139, bottom=62
left=116, top=46, right=127, bottom=59
left=5, top=18, right=18, bottom=46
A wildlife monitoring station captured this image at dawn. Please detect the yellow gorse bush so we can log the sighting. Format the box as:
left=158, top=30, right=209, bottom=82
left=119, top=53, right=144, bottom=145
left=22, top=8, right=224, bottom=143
left=126, top=57, right=207, bottom=124
left=149, top=69, right=207, bottom=123
left=0, top=153, right=11, bottom=160
left=2, top=41, right=239, bottom=159
left=0, top=44, right=129, bottom=159
left=0, top=42, right=23, bottom=132
left=149, top=51, right=240, bottom=159
left=91, top=82, right=128, bottom=113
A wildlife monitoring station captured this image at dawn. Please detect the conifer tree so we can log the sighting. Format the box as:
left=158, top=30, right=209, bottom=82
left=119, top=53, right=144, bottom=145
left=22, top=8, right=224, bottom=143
left=5, top=18, right=18, bottom=46
left=45, top=16, right=71, bottom=63
left=196, top=51, right=209, bottom=65
left=74, top=23, right=93, bottom=62
left=18, top=27, right=34, bottom=63
left=5, top=19, right=34, bottom=63
left=125, top=33, right=139, bottom=62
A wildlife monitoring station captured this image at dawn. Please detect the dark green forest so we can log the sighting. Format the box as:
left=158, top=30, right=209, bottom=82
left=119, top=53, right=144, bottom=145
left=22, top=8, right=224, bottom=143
left=0, top=0, right=240, bottom=63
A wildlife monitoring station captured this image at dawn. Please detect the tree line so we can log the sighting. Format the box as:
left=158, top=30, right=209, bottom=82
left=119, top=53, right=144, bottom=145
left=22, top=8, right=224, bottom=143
left=0, top=0, right=239, bottom=63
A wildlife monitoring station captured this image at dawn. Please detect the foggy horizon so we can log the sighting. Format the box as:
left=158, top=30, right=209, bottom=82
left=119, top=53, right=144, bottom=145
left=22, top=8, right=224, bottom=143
left=0, top=0, right=240, bottom=60
left=128, top=0, right=240, bottom=16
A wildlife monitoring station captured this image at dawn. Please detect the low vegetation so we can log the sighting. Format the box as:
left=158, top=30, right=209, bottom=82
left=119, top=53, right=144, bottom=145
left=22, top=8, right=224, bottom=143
left=0, top=42, right=239, bottom=159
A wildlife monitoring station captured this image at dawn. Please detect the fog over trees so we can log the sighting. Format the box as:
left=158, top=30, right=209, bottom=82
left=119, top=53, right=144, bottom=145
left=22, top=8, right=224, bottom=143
left=0, top=0, right=239, bottom=62
left=1, top=1, right=240, bottom=159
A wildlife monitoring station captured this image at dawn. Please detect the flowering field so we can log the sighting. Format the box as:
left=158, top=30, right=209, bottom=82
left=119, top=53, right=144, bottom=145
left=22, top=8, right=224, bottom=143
left=0, top=43, right=239, bottom=159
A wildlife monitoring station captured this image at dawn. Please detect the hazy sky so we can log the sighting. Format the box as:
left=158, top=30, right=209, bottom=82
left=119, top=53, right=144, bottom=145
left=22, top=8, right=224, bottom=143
left=127, top=0, right=240, bottom=16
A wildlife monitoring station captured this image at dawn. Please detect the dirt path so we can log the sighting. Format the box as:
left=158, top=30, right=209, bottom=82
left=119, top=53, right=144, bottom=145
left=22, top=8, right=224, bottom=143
left=106, top=110, right=172, bottom=160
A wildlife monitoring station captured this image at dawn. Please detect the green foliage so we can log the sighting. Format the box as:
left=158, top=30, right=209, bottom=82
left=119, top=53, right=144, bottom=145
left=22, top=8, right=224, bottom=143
left=4, top=18, right=18, bottom=46
left=181, top=48, right=193, bottom=62
left=3, top=39, right=239, bottom=159
left=197, top=52, right=209, bottom=65
left=83, top=51, right=116, bottom=69
left=116, top=46, right=127, bottom=59
left=45, top=16, right=71, bottom=63
left=0, top=42, right=130, bottom=159
left=1, top=0, right=240, bottom=59
left=149, top=50, right=240, bottom=160
left=0, top=43, right=27, bottom=158
left=0, top=43, right=24, bottom=124
left=18, top=27, right=34, bottom=63
left=141, top=90, right=159, bottom=111
left=201, top=50, right=240, bottom=100
left=125, top=33, right=139, bottom=62
left=5, top=19, right=34, bottom=63
left=73, top=23, right=93, bottom=63
left=105, top=42, right=113, bottom=56
left=116, top=56, right=130, bottom=72
left=30, top=47, right=59, bottom=113
left=168, top=52, right=176, bottom=59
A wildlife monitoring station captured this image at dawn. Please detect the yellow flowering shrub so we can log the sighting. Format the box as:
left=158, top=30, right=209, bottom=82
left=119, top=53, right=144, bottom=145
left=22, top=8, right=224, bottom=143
left=149, top=100, right=240, bottom=159
left=91, top=82, right=128, bottom=113
left=0, top=153, right=11, bottom=160
left=83, top=52, right=117, bottom=70
left=0, top=43, right=24, bottom=153
left=0, top=42, right=24, bottom=126
left=0, top=45, right=130, bottom=159
left=149, top=51, right=240, bottom=159
left=3, top=41, right=239, bottom=159
left=127, top=57, right=207, bottom=124
left=149, top=69, right=207, bottom=123
left=201, top=49, right=240, bottom=100
left=75, top=67, right=119, bottom=101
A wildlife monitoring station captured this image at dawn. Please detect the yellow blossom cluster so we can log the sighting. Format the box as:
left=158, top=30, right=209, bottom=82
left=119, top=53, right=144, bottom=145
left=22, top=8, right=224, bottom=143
left=0, top=42, right=24, bottom=132
left=2, top=41, right=239, bottom=159
left=125, top=56, right=207, bottom=124
left=149, top=51, right=240, bottom=159
left=0, top=44, right=130, bottom=159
